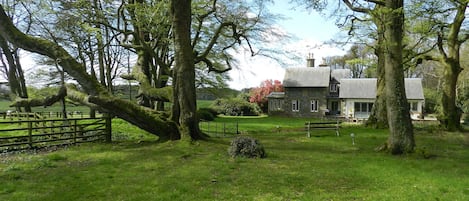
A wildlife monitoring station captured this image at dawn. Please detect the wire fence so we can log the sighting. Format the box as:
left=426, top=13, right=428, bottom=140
left=199, top=120, right=240, bottom=137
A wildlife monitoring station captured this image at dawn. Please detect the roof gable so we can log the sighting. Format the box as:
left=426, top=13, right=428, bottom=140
left=404, top=78, right=424, bottom=100
left=283, top=67, right=330, bottom=87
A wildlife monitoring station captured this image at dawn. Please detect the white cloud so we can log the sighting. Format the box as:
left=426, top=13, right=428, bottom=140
left=228, top=38, right=346, bottom=90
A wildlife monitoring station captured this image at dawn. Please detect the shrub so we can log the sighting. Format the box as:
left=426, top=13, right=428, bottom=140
left=228, top=136, right=266, bottom=158
left=211, top=98, right=261, bottom=116
left=197, top=108, right=216, bottom=121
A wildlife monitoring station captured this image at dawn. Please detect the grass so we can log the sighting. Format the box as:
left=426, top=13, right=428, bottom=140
left=1, top=114, right=469, bottom=200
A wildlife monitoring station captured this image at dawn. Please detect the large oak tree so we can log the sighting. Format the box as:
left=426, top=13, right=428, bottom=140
left=0, top=0, right=281, bottom=141
left=302, top=0, right=414, bottom=154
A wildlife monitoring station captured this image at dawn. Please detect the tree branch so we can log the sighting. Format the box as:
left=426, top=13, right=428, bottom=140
left=10, top=86, right=67, bottom=108
left=342, top=0, right=372, bottom=13
left=0, top=5, right=105, bottom=96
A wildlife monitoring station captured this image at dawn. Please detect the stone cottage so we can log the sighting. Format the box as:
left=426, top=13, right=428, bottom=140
left=267, top=59, right=425, bottom=119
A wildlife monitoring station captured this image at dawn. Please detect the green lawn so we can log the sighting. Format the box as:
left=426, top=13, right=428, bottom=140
left=1, top=116, right=468, bottom=200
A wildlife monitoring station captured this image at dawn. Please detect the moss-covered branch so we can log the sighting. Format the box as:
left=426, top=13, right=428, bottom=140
left=0, top=5, right=179, bottom=140
left=10, top=86, right=67, bottom=108
left=126, top=64, right=173, bottom=102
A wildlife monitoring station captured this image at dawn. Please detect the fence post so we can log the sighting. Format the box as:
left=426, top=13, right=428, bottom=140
left=28, top=121, right=33, bottom=148
left=223, top=123, right=226, bottom=137
left=104, top=114, right=112, bottom=143
left=73, top=119, right=77, bottom=144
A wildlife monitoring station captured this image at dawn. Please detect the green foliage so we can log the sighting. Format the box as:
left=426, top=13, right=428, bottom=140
left=197, top=107, right=218, bottom=121
left=423, top=88, right=440, bottom=114
left=27, top=86, right=61, bottom=100
left=211, top=97, right=261, bottom=116
left=228, top=136, right=266, bottom=158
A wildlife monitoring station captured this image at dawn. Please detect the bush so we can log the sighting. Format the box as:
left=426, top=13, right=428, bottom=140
left=211, top=98, right=261, bottom=116
left=197, top=108, right=217, bottom=121
left=228, top=136, right=266, bottom=158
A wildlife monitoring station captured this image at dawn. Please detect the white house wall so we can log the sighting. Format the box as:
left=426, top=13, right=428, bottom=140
left=343, top=99, right=425, bottom=120
left=342, top=99, right=374, bottom=119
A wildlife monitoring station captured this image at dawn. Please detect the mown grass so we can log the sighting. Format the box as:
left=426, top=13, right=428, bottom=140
left=1, top=116, right=468, bottom=200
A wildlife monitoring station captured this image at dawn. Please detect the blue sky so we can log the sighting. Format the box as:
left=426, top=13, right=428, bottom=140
left=268, top=1, right=340, bottom=41
left=228, top=1, right=345, bottom=90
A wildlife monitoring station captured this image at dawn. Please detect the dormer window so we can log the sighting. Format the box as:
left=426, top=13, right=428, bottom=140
left=330, top=83, right=338, bottom=92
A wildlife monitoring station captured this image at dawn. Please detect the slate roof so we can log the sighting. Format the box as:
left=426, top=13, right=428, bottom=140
left=331, top=69, right=351, bottom=81
left=339, top=78, right=424, bottom=100
left=339, top=79, right=377, bottom=99
left=283, top=67, right=331, bottom=87
left=404, top=78, right=425, bottom=100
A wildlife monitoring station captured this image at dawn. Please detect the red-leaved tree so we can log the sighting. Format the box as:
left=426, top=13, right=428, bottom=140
left=249, top=79, right=283, bottom=113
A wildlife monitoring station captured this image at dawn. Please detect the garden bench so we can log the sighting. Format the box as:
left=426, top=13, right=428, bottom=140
left=305, top=120, right=341, bottom=137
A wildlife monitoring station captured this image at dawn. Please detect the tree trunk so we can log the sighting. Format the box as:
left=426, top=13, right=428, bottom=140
left=437, top=3, right=466, bottom=131
left=366, top=12, right=388, bottom=128
left=440, top=60, right=462, bottom=131
left=170, top=0, right=204, bottom=140
left=383, top=0, right=414, bottom=154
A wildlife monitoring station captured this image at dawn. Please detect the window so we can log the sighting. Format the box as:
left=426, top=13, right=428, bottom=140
left=409, top=102, right=418, bottom=112
left=354, top=102, right=373, bottom=113
left=292, top=100, right=299, bottom=112
left=269, top=99, right=284, bottom=111
left=330, top=83, right=338, bottom=92
left=311, top=100, right=319, bottom=112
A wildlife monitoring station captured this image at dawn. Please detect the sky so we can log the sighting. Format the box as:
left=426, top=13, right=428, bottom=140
left=227, top=1, right=346, bottom=90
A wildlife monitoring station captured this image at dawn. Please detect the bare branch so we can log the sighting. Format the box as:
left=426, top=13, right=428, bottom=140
left=342, top=0, right=371, bottom=13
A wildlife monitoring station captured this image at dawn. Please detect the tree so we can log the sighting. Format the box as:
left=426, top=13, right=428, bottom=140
left=249, top=79, right=283, bottom=113
left=0, top=1, right=31, bottom=112
left=324, top=44, right=376, bottom=78
left=0, top=0, right=280, bottom=141
left=413, top=0, right=468, bottom=131
left=301, top=0, right=414, bottom=154
left=381, top=0, right=414, bottom=154
left=170, top=0, right=204, bottom=140
left=0, top=4, right=180, bottom=140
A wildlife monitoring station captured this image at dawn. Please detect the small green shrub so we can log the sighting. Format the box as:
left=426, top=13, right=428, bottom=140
left=197, top=108, right=216, bottom=121
left=211, top=98, right=261, bottom=116
left=228, top=136, right=266, bottom=158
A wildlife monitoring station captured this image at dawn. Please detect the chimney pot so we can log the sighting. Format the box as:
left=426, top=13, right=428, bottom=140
left=306, top=53, right=315, bottom=67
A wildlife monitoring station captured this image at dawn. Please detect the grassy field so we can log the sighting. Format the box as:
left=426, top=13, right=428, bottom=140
left=1, top=115, right=469, bottom=200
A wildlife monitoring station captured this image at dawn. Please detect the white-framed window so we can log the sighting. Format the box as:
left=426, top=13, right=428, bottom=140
left=311, top=100, right=319, bottom=112
left=354, top=102, right=373, bottom=113
left=292, top=100, right=299, bottom=112
left=409, top=102, right=418, bottom=112
left=330, top=83, right=337, bottom=92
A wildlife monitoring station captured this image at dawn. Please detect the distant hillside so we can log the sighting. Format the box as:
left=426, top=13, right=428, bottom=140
left=196, top=87, right=240, bottom=100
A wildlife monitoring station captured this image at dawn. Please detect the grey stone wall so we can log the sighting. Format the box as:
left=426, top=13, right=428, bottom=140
left=283, top=87, right=328, bottom=118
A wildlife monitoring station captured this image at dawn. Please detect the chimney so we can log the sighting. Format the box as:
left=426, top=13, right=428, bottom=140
left=318, top=58, right=328, bottom=67
left=306, top=53, right=315, bottom=67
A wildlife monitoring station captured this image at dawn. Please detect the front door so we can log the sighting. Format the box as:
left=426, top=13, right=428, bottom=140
left=331, top=101, right=339, bottom=115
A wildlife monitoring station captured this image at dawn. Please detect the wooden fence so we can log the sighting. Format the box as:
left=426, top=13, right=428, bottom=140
left=0, top=111, right=88, bottom=120
left=0, top=116, right=111, bottom=152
